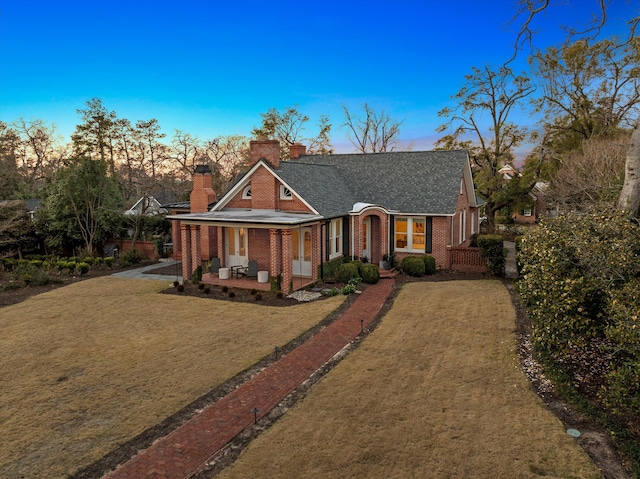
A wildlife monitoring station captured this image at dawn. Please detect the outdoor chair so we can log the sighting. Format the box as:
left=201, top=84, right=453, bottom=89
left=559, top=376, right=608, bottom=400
left=210, top=257, right=220, bottom=274
left=239, top=260, right=258, bottom=278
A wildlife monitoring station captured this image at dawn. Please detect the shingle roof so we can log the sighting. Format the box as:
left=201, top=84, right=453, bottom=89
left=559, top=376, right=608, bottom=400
left=290, top=150, right=470, bottom=215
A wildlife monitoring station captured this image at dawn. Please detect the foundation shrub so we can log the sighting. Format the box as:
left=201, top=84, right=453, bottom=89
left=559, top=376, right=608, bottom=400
left=77, top=262, right=90, bottom=275
left=104, top=257, right=114, bottom=268
left=121, top=249, right=144, bottom=266
left=401, top=256, right=425, bottom=277
left=421, top=255, right=436, bottom=275
left=351, top=260, right=364, bottom=275
left=360, top=264, right=380, bottom=284
left=337, top=263, right=359, bottom=283
left=516, top=211, right=640, bottom=416
left=477, top=234, right=505, bottom=276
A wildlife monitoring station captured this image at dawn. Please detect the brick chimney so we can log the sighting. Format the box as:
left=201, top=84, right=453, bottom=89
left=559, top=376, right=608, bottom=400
left=289, top=143, right=306, bottom=159
left=249, top=140, right=280, bottom=169
left=190, top=164, right=216, bottom=213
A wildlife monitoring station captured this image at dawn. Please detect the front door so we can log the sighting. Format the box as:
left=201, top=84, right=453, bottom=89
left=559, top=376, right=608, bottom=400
left=226, top=227, right=248, bottom=267
left=362, top=218, right=371, bottom=261
left=292, top=227, right=312, bottom=277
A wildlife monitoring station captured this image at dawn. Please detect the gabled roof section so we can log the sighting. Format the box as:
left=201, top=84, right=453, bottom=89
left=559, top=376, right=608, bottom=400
left=275, top=161, right=355, bottom=218
left=295, top=150, right=473, bottom=215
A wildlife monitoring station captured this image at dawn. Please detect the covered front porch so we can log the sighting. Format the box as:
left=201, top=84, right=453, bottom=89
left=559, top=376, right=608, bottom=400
left=201, top=272, right=316, bottom=292
left=171, top=209, right=324, bottom=293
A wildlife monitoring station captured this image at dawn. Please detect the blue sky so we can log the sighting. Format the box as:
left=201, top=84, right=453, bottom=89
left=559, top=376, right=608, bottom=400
left=0, top=0, right=638, bottom=153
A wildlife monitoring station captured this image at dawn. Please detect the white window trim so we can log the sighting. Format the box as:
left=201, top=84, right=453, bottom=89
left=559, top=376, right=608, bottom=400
left=523, top=208, right=532, bottom=217
left=394, top=217, right=426, bottom=253
left=242, top=186, right=252, bottom=199
left=329, top=218, right=342, bottom=259
left=280, top=185, right=293, bottom=200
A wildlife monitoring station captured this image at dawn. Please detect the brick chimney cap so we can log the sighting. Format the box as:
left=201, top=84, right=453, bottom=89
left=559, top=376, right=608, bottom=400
left=194, top=164, right=211, bottom=174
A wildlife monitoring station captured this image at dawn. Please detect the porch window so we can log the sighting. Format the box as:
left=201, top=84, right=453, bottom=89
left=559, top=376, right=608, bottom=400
left=330, top=218, right=342, bottom=258
left=395, top=217, right=431, bottom=253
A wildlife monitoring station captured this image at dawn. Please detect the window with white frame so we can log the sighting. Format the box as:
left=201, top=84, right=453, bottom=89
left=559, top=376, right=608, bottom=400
left=242, top=186, right=252, bottom=199
left=471, top=210, right=476, bottom=234
left=280, top=185, right=293, bottom=200
left=329, top=218, right=342, bottom=258
left=523, top=208, right=532, bottom=217
left=394, top=217, right=427, bottom=252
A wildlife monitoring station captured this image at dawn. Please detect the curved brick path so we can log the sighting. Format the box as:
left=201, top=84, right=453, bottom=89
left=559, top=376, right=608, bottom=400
left=103, top=279, right=395, bottom=479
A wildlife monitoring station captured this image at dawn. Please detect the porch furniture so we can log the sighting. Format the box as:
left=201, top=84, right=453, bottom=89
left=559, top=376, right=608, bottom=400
left=218, top=267, right=230, bottom=280
left=238, top=260, right=258, bottom=279
left=229, top=265, right=244, bottom=278
left=257, top=270, right=269, bottom=283
left=210, top=257, right=220, bottom=274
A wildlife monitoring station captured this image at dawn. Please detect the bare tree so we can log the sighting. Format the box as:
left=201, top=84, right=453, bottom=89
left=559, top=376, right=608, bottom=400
left=203, top=135, right=249, bottom=192
left=509, top=1, right=640, bottom=218
left=342, top=103, right=403, bottom=153
left=170, top=130, right=202, bottom=178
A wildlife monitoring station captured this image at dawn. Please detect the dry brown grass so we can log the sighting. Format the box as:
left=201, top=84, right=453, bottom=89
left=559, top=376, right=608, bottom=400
left=0, top=277, right=344, bottom=479
left=218, top=280, right=601, bottom=479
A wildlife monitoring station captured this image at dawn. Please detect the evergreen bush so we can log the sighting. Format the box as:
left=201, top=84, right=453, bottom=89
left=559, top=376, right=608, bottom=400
left=477, top=234, right=505, bottom=276
left=337, top=263, right=360, bottom=283
left=360, top=263, right=380, bottom=284
left=121, top=249, right=144, bottom=266
left=401, top=256, right=425, bottom=277
left=421, top=255, right=436, bottom=275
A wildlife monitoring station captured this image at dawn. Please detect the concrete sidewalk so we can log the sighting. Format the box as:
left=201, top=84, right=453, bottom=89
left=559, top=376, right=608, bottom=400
left=103, top=279, right=395, bottom=479
left=111, top=260, right=183, bottom=282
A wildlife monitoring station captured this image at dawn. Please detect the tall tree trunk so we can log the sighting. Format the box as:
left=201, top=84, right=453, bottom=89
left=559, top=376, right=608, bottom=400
left=618, top=117, right=640, bottom=219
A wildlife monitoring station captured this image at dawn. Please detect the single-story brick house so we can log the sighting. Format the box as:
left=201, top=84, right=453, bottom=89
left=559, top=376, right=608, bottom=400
left=169, top=140, right=482, bottom=292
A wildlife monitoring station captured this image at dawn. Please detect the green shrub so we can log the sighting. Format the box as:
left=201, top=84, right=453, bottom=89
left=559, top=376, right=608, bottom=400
left=401, top=256, right=425, bottom=277
left=337, top=263, right=359, bottom=283
left=104, top=256, right=114, bottom=268
left=421, top=255, right=436, bottom=275
left=191, top=265, right=203, bottom=284
left=77, top=262, right=90, bottom=275
left=29, top=260, right=43, bottom=268
left=121, top=249, right=144, bottom=266
left=477, top=234, right=505, bottom=276
left=93, top=257, right=104, bottom=266
left=517, top=211, right=640, bottom=416
left=13, top=263, right=58, bottom=286
left=351, top=260, right=364, bottom=275
left=1, top=258, right=16, bottom=271
left=360, top=264, right=380, bottom=284
left=323, top=287, right=339, bottom=297
left=342, top=284, right=356, bottom=295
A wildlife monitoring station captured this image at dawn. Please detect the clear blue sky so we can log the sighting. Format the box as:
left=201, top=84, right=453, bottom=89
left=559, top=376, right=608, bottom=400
left=0, top=0, right=637, bottom=153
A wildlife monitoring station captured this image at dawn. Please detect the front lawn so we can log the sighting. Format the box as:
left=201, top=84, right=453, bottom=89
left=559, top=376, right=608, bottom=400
left=0, top=277, right=344, bottom=478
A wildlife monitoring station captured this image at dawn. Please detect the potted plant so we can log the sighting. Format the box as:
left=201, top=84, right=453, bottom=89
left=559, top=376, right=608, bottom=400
left=379, top=253, right=394, bottom=270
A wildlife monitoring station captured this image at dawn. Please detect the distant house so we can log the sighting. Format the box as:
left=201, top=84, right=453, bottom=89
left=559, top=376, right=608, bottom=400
left=169, top=141, right=482, bottom=292
left=498, top=164, right=547, bottom=224
left=124, top=196, right=167, bottom=216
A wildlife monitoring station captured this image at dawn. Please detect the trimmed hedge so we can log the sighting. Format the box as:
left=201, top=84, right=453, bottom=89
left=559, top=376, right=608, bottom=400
left=361, top=264, right=380, bottom=284
left=421, top=255, right=436, bottom=275
left=477, top=234, right=505, bottom=276
left=337, top=263, right=360, bottom=283
left=401, top=256, right=425, bottom=277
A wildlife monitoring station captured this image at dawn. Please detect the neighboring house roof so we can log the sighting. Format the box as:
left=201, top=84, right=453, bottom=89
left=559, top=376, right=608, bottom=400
left=125, top=196, right=167, bottom=216
left=294, top=150, right=474, bottom=215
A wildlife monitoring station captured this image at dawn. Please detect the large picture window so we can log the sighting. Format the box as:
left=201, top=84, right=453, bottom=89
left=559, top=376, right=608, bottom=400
left=329, top=218, right=342, bottom=258
left=394, top=217, right=431, bottom=253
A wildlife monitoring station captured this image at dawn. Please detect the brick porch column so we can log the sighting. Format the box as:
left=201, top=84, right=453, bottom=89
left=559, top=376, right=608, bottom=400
left=181, top=224, right=192, bottom=281
left=269, top=228, right=279, bottom=281
left=281, top=229, right=293, bottom=293
left=190, top=225, right=201, bottom=279
left=217, top=226, right=224, bottom=267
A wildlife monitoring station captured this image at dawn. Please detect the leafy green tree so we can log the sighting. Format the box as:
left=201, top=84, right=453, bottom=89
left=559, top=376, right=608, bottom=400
left=39, top=157, right=123, bottom=253
left=72, top=98, right=118, bottom=172
left=0, top=122, right=28, bottom=200
left=437, top=65, right=536, bottom=231
left=0, top=200, right=36, bottom=258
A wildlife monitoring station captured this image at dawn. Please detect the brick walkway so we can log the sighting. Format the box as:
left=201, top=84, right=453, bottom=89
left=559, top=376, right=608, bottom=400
left=103, top=279, right=395, bottom=479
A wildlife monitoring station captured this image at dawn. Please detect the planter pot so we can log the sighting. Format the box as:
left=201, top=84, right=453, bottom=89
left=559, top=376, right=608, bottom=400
left=218, top=267, right=230, bottom=280
left=257, top=271, right=269, bottom=283
left=379, top=260, right=391, bottom=270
